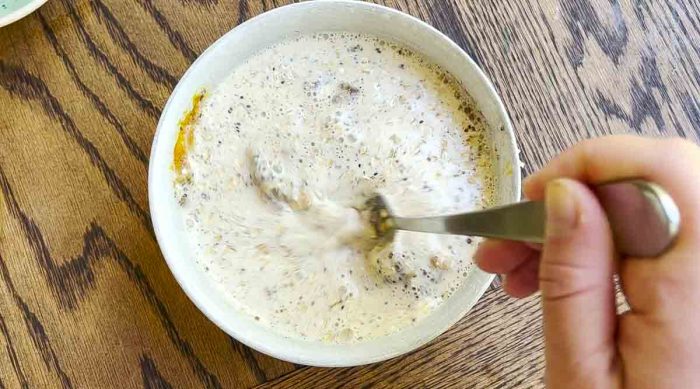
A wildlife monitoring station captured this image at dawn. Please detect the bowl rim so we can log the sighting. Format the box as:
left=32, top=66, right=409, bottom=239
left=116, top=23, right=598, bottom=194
left=0, top=0, right=47, bottom=28
left=149, top=0, right=519, bottom=366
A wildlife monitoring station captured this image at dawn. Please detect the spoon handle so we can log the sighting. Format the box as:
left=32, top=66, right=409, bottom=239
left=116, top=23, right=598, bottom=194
left=392, top=180, right=680, bottom=257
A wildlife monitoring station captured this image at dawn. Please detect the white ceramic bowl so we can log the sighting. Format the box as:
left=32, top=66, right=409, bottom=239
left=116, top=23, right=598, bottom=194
left=149, top=0, right=519, bottom=367
left=0, top=0, right=47, bottom=27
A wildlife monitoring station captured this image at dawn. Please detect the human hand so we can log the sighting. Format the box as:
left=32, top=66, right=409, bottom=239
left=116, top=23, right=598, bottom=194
left=475, top=135, right=700, bottom=388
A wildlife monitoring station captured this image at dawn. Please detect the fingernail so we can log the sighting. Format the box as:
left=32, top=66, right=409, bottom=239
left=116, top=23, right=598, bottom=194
left=545, top=179, right=579, bottom=238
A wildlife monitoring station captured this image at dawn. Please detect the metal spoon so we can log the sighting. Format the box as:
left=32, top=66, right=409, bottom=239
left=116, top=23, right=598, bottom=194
left=366, top=179, right=680, bottom=258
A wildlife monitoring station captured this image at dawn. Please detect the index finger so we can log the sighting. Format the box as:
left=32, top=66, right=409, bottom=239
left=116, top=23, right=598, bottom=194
left=523, top=135, right=700, bottom=245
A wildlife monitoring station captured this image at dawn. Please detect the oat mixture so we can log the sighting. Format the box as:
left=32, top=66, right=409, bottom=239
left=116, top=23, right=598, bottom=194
left=174, top=33, right=495, bottom=343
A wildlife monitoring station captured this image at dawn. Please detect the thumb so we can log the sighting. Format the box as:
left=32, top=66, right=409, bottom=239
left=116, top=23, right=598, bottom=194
left=540, top=179, right=619, bottom=387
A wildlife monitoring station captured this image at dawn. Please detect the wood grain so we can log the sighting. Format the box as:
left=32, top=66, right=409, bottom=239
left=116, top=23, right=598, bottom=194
left=0, top=0, right=698, bottom=388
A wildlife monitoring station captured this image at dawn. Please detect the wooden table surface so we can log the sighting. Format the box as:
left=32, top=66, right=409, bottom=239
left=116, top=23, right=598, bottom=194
left=1, top=0, right=699, bottom=387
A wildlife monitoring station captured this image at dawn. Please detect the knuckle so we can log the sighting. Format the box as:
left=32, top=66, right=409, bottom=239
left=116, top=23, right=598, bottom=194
left=571, top=139, right=602, bottom=179
left=538, top=259, right=590, bottom=300
left=572, top=139, right=594, bottom=160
